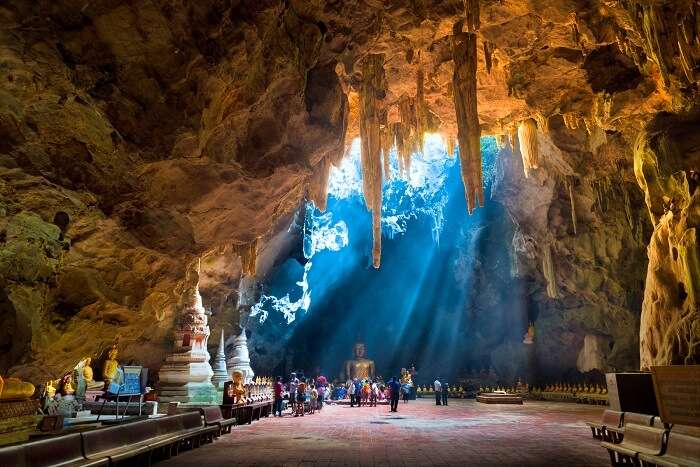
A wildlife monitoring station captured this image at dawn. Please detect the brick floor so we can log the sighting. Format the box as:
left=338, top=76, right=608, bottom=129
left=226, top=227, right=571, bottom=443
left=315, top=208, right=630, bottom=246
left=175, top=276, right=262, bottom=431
left=163, top=399, right=610, bottom=467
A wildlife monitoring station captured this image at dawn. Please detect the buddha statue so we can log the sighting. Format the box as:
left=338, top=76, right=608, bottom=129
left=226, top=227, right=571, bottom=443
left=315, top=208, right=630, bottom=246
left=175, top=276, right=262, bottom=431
left=60, top=373, right=75, bottom=396
left=0, top=375, right=35, bottom=401
left=400, top=368, right=413, bottom=386
left=228, top=370, right=246, bottom=405
left=344, top=342, right=375, bottom=381
left=82, top=357, right=104, bottom=390
left=523, top=322, right=535, bottom=344
left=102, top=345, right=120, bottom=385
left=45, top=380, right=57, bottom=398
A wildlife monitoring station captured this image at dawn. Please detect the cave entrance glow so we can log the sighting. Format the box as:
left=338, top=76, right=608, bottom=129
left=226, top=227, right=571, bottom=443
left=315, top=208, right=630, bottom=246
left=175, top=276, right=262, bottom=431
left=250, top=136, right=528, bottom=381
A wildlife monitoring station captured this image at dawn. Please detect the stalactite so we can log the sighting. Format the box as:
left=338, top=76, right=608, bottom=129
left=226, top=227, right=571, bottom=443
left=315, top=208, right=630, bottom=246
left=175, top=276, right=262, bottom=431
left=534, top=113, right=549, bottom=134
left=566, top=177, right=577, bottom=236
left=507, top=125, right=517, bottom=150
left=677, top=24, right=697, bottom=83
left=445, top=133, right=456, bottom=158
left=621, top=181, right=634, bottom=230
left=233, top=239, right=258, bottom=277
left=359, top=53, right=387, bottom=269
left=397, top=94, right=416, bottom=174
left=641, top=4, right=670, bottom=87
left=517, top=118, right=539, bottom=178
left=308, top=157, right=331, bottom=211
left=451, top=29, right=483, bottom=214
left=495, top=134, right=506, bottom=150
left=543, top=244, right=559, bottom=299
left=380, top=108, right=392, bottom=180
left=463, top=0, right=480, bottom=33
left=563, top=113, right=580, bottom=130
left=415, top=66, right=427, bottom=154
left=483, top=41, right=493, bottom=74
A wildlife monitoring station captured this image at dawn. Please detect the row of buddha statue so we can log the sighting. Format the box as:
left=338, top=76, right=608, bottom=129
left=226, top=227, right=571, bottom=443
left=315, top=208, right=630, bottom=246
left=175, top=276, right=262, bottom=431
left=224, top=370, right=273, bottom=405
left=536, top=383, right=608, bottom=394
left=416, top=385, right=465, bottom=393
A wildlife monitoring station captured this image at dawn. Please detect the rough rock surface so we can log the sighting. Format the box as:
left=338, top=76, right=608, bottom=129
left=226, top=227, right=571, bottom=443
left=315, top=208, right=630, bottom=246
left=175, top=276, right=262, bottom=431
left=0, top=0, right=698, bottom=383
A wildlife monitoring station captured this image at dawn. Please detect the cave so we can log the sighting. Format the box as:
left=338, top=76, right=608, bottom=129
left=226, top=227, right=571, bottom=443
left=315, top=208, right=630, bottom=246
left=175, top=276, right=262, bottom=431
left=0, top=1, right=699, bottom=466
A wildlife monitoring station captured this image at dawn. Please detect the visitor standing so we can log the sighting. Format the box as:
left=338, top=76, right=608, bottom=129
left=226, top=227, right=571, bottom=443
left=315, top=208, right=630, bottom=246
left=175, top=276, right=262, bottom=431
left=354, top=378, right=362, bottom=407
left=388, top=377, right=401, bottom=412
left=434, top=378, right=442, bottom=405
left=441, top=379, right=449, bottom=406
left=317, top=380, right=325, bottom=411
left=297, top=378, right=307, bottom=416
left=289, top=372, right=299, bottom=415
left=348, top=378, right=356, bottom=407
left=310, top=383, right=318, bottom=414
left=370, top=380, right=378, bottom=407
left=273, top=376, right=284, bottom=417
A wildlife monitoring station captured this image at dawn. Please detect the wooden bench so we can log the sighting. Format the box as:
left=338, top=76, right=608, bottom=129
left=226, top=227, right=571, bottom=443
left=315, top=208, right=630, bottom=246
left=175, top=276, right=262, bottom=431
left=200, top=406, right=236, bottom=437
left=586, top=410, right=623, bottom=440
left=638, top=425, right=700, bottom=467
left=0, top=432, right=108, bottom=467
left=605, top=412, right=655, bottom=444
left=601, top=423, right=666, bottom=466
left=82, top=413, right=216, bottom=465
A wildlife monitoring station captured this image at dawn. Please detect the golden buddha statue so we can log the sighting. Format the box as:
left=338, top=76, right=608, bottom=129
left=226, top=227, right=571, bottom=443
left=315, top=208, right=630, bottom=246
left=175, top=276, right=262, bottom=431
left=102, top=345, right=120, bottom=385
left=523, top=322, right=535, bottom=344
left=82, top=357, right=104, bottom=390
left=228, top=370, right=246, bottom=404
left=0, top=375, right=35, bottom=401
left=61, top=373, right=75, bottom=396
left=344, top=342, right=375, bottom=380
left=45, top=380, right=57, bottom=398
left=400, top=368, right=413, bottom=385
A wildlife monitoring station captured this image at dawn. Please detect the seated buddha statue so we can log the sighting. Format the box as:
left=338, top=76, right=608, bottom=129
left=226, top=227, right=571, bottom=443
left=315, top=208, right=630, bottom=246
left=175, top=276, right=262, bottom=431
left=82, top=357, right=104, bottom=390
left=344, top=342, right=375, bottom=381
left=0, top=375, right=35, bottom=401
left=228, top=370, right=246, bottom=405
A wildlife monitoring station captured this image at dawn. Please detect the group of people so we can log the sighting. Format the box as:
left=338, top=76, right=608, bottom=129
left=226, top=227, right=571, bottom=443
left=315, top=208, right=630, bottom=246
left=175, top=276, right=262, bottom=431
left=346, top=376, right=408, bottom=412
left=273, top=372, right=328, bottom=417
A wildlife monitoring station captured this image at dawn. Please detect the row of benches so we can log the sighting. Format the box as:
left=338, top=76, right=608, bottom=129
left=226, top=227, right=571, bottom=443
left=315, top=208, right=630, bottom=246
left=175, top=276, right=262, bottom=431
left=586, top=410, right=700, bottom=466
left=0, top=406, right=242, bottom=467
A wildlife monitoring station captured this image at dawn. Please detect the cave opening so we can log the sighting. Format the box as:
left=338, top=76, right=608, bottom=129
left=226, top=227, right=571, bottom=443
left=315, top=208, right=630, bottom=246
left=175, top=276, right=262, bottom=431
left=249, top=135, right=528, bottom=382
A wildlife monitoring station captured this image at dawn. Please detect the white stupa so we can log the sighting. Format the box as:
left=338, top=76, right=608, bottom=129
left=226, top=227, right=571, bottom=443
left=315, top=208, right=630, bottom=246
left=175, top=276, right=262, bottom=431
left=226, top=328, right=254, bottom=384
left=211, top=329, right=229, bottom=388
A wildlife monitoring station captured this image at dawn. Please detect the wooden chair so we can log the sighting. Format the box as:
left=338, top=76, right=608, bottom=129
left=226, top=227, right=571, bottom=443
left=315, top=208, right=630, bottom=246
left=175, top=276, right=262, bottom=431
left=601, top=423, right=666, bottom=466
left=638, top=425, right=700, bottom=467
left=586, top=410, right=624, bottom=440
left=200, top=406, right=236, bottom=437
left=606, top=412, right=655, bottom=444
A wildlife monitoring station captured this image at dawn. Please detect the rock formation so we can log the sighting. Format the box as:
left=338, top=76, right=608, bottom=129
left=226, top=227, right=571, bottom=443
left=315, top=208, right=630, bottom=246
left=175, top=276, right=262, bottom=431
left=0, top=0, right=698, bottom=384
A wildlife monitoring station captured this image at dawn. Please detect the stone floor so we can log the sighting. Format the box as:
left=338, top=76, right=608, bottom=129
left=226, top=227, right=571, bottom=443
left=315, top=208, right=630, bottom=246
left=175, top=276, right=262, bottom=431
left=164, top=399, right=610, bottom=467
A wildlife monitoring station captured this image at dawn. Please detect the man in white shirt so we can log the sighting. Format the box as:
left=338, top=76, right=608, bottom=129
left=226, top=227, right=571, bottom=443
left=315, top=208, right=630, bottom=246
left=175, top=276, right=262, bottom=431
left=288, top=373, right=299, bottom=414
left=347, top=378, right=356, bottom=407
left=434, top=378, right=442, bottom=405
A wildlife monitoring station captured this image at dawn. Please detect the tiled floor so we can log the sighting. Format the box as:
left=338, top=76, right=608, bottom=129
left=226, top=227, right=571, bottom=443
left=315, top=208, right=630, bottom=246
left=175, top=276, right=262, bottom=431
left=164, top=399, right=610, bottom=467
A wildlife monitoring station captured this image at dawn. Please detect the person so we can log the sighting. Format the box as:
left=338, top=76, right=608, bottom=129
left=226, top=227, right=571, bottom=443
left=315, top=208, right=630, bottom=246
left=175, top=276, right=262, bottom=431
left=348, top=378, right=356, bottom=407
left=434, top=378, right=442, bottom=405
left=310, top=383, right=318, bottom=415
left=401, top=384, right=410, bottom=403
left=370, top=380, right=378, bottom=407
left=441, top=379, right=449, bottom=406
left=288, top=372, right=299, bottom=414
left=353, top=378, right=362, bottom=407
left=361, top=379, right=371, bottom=406
left=296, top=378, right=307, bottom=416
left=316, top=380, right=325, bottom=411
left=388, top=376, right=401, bottom=412
left=273, top=376, right=284, bottom=417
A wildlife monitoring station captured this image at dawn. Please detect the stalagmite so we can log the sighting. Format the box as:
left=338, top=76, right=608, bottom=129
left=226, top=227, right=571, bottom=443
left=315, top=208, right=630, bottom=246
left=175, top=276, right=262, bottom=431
left=359, top=53, right=387, bottom=269
left=452, top=28, right=483, bottom=214
left=543, top=244, right=559, bottom=299
left=566, top=177, right=577, bottom=235
left=517, top=118, right=539, bottom=178
left=233, top=239, right=258, bottom=277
